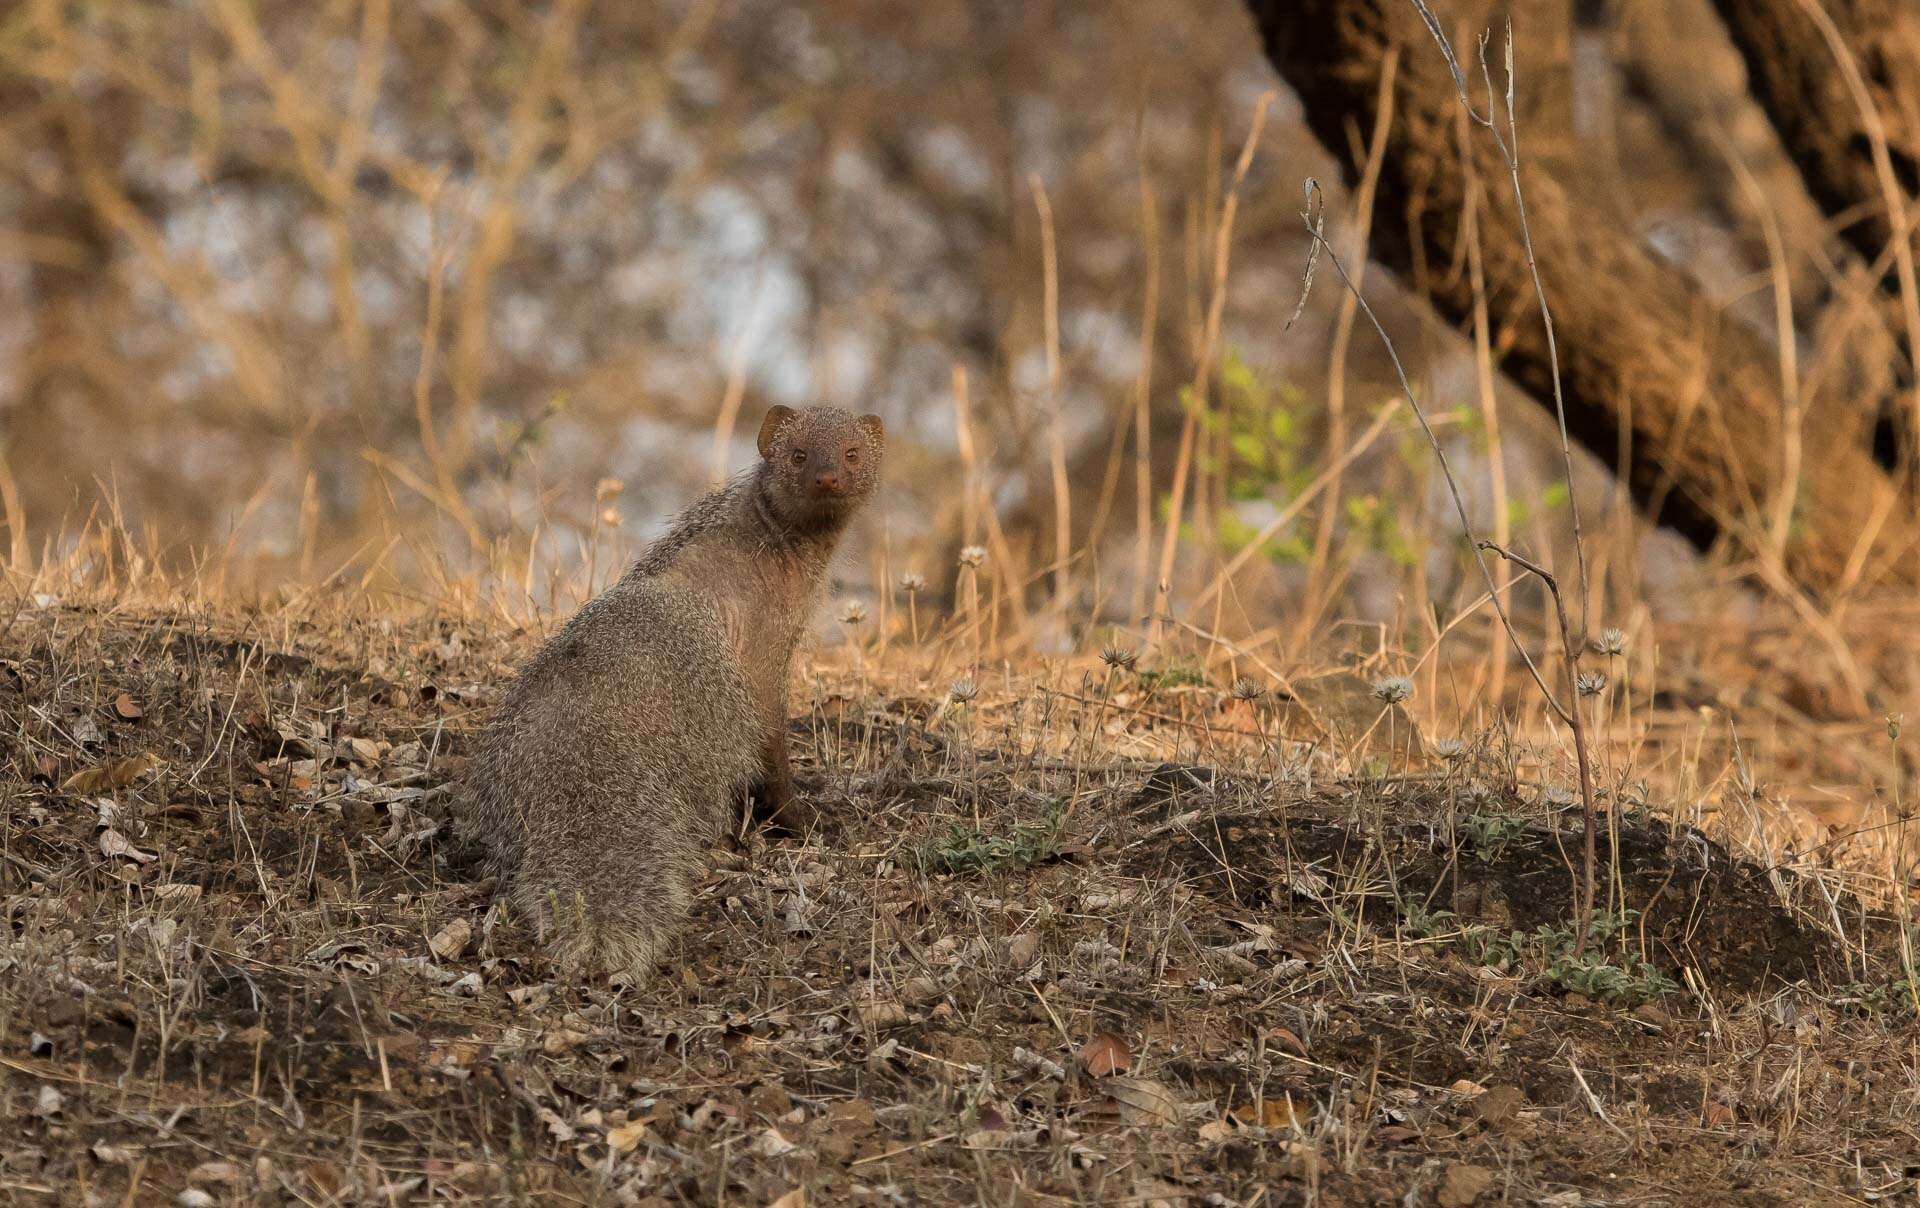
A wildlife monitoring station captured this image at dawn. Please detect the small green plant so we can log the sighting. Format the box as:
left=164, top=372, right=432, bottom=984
left=1404, top=902, right=1676, bottom=1006
left=1458, top=812, right=1531, bottom=862
left=914, top=806, right=1066, bottom=876
left=1836, top=978, right=1920, bottom=1016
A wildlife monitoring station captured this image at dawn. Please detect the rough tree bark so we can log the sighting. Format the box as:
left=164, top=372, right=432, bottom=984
left=1710, top=0, right=1920, bottom=467
left=1245, top=0, right=1920, bottom=594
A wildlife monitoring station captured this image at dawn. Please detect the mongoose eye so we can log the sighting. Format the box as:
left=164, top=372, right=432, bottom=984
left=789, top=449, right=807, bottom=467
left=845, top=447, right=860, bottom=464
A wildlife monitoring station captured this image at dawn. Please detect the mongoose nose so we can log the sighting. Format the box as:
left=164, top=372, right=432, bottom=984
left=814, top=469, right=841, bottom=492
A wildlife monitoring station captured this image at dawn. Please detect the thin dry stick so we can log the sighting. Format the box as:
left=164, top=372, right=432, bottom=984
left=1149, top=92, right=1276, bottom=642
left=1292, top=180, right=1598, bottom=944
left=1306, top=47, right=1398, bottom=631
left=710, top=334, right=752, bottom=488
left=1713, top=131, right=1803, bottom=560
left=1130, top=158, right=1162, bottom=626
left=1408, top=4, right=1590, bottom=630
left=951, top=365, right=981, bottom=549
left=1456, top=76, right=1513, bottom=711
left=1292, top=182, right=1561, bottom=717
left=1789, top=0, right=1920, bottom=477
left=1476, top=540, right=1600, bottom=953
left=1029, top=175, right=1073, bottom=610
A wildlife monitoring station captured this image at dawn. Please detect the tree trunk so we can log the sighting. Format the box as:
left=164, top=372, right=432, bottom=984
left=1244, top=0, right=1920, bottom=594
left=1709, top=0, right=1920, bottom=468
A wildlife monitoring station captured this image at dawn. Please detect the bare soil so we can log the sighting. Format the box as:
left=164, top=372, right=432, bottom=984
left=2, top=601, right=1916, bottom=1205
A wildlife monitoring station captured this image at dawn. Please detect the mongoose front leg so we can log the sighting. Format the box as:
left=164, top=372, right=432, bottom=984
left=751, top=721, right=814, bottom=834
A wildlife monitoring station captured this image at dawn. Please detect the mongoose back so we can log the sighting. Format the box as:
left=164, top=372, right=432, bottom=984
left=463, top=404, right=884, bottom=983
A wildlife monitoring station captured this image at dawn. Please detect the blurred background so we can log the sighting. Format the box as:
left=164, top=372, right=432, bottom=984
left=0, top=0, right=1877, bottom=642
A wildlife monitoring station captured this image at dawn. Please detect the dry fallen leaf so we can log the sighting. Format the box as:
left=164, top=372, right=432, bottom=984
left=113, top=692, right=143, bottom=720
left=856, top=999, right=909, bottom=1028
left=429, top=918, right=472, bottom=961
left=1079, top=1030, right=1133, bottom=1077
left=767, top=1190, right=806, bottom=1208
left=64, top=751, right=161, bottom=794
left=606, top=1118, right=650, bottom=1154
left=1264, top=1024, right=1309, bottom=1057
left=99, top=827, right=158, bottom=863
left=1229, top=1096, right=1300, bottom=1129
left=1469, top=1085, right=1526, bottom=1130
left=1106, top=1076, right=1185, bottom=1126
left=1438, top=1162, right=1496, bottom=1207
left=1373, top=1123, right=1423, bottom=1146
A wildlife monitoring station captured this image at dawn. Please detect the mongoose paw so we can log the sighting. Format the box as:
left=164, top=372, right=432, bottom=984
left=758, top=795, right=817, bottom=838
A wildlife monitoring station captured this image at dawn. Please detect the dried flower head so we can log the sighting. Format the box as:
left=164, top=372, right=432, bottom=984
left=1229, top=677, right=1265, bottom=702
left=1100, top=646, right=1138, bottom=672
left=1433, top=737, right=1466, bottom=761
left=1540, top=785, right=1576, bottom=809
left=598, top=507, right=622, bottom=527
left=947, top=677, right=979, bottom=704
left=957, top=545, right=988, bottom=569
left=839, top=600, right=868, bottom=626
left=594, top=476, right=625, bottom=502
left=1576, top=670, right=1608, bottom=697
left=1890, top=713, right=1904, bottom=743
left=898, top=572, right=927, bottom=594
left=1370, top=676, right=1412, bottom=705
left=1594, top=627, right=1626, bottom=657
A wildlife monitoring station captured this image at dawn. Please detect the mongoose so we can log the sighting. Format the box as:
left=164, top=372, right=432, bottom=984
left=463, top=404, right=884, bottom=983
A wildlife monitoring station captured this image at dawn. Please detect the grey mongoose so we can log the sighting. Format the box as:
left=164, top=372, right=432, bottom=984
left=462, top=404, right=884, bottom=983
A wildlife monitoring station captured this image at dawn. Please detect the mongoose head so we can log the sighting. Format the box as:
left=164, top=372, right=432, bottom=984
left=756, top=404, right=885, bottom=528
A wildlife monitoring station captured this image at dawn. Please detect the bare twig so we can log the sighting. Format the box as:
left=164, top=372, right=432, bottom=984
left=1291, top=180, right=1567, bottom=726
left=1477, top=539, right=1600, bottom=952
left=1406, top=3, right=1591, bottom=632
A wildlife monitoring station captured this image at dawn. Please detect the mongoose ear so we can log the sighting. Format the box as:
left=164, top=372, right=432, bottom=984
left=857, top=413, right=885, bottom=445
left=757, top=406, right=797, bottom=459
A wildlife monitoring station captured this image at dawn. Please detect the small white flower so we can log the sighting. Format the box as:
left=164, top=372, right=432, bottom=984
left=958, top=545, right=988, bottom=569
left=1433, top=738, right=1466, bottom=761
left=948, top=677, right=979, bottom=704
left=899, top=572, right=927, bottom=594
left=1594, top=627, right=1626, bottom=657
left=1576, top=671, right=1608, bottom=697
left=839, top=600, right=868, bottom=626
left=1371, top=676, right=1412, bottom=705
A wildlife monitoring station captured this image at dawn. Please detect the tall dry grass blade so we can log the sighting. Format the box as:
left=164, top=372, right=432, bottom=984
left=1306, top=48, right=1398, bottom=637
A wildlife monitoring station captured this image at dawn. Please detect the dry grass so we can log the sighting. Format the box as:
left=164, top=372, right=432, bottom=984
left=4, top=549, right=1920, bottom=1205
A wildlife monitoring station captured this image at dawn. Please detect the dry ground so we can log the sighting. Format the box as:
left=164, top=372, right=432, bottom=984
left=2, top=593, right=1918, bottom=1206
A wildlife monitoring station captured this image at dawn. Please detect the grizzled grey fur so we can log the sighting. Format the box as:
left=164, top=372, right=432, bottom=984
left=463, top=405, right=884, bottom=983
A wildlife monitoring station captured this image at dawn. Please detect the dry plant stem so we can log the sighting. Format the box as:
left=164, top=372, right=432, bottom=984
left=1307, top=48, right=1398, bottom=632
left=1293, top=182, right=1566, bottom=723
left=1477, top=539, right=1599, bottom=955
left=1129, top=159, right=1162, bottom=627
left=1786, top=0, right=1920, bottom=474
left=1030, top=175, right=1073, bottom=609
left=1149, top=92, right=1275, bottom=645
left=1407, top=3, right=1591, bottom=631
left=1713, top=130, right=1804, bottom=560
left=1456, top=83, right=1512, bottom=709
